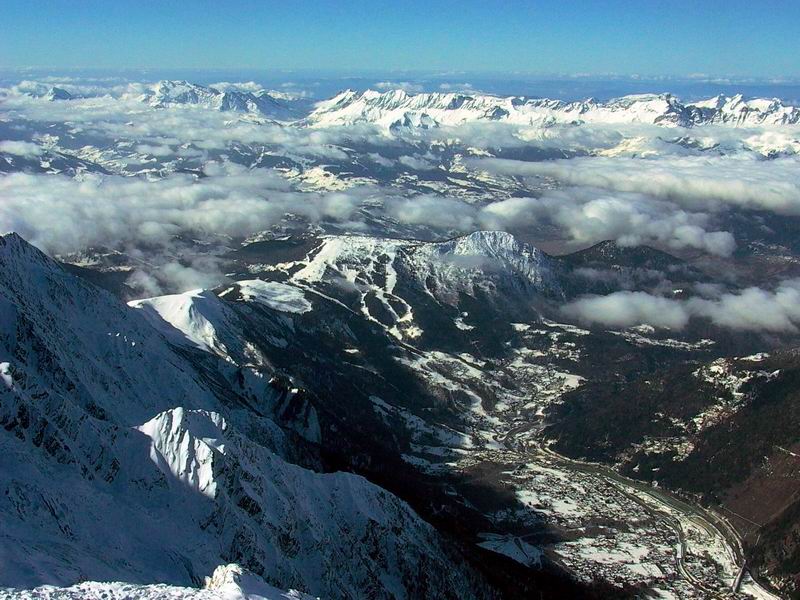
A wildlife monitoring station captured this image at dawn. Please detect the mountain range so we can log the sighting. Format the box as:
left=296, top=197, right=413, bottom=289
left=136, top=80, right=298, bottom=121
left=306, top=89, right=800, bottom=128
left=28, top=80, right=800, bottom=129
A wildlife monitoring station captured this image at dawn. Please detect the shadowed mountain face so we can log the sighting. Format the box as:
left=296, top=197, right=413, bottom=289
left=0, top=233, right=498, bottom=599
left=560, top=239, right=687, bottom=271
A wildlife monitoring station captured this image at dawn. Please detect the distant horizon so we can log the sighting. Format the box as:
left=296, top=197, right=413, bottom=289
left=3, top=66, right=800, bottom=82
left=4, top=68, right=800, bottom=104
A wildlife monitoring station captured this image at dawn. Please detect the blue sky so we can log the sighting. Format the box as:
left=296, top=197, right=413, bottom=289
left=1, top=0, right=798, bottom=77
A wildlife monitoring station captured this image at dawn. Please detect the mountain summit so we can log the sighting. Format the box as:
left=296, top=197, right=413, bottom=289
left=137, top=80, right=295, bottom=120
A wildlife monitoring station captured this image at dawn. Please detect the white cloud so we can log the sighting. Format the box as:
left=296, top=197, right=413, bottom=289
left=472, top=155, right=800, bottom=215
left=135, top=144, right=174, bottom=157
left=563, top=291, right=690, bottom=329
left=687, top=281, right=800, bottom=332
left=208, top=81, right=264, bottom=93
left=0, top=163, right=360, bottom=255
left=438, top=83, right=477, bottom=93
left=366, top=152, right=395, bottom=168
left=385, top=195, right=477, bottom=230
left=398, top=155, right=437, bottom=171
left=563, top=279, right=800, bottom=333
left=0, top=140, right=44, bottom=157
left=478, top=189, right=736, bottom=256
left=373, top=81, right=424, bottom=93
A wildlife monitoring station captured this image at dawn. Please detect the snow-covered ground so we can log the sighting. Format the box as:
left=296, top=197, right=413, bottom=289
left=0, top=233, right=487, bottom=599
left=1, top=564, right=315, bottom=600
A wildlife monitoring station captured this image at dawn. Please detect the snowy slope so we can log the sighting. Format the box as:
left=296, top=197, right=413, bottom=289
left=0, top=232, right=220, bottom=425
left=229, top=280, right=312, bottom=314
left=405, top=230, right=561, bottom=301
left=289, top=230, right=560, bottom=303
left=278, top=230, right=560, bottom=340
left=1, top=564, right=314, bottom=599
left=137, top=81, right=295, bottom=120
left=307, top=89, right=800, bottom=129
left=0, top=233, right=489, bottom=599
left=130, top=289, right=244, bottom=359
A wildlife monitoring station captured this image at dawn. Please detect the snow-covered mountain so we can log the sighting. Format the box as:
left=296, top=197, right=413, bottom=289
left=693, top=93, right=800, bottom=125
left=137, top=81, right=295, bottom=120
left=14, top=84, right=76, bottom=101
left=276, top=231, right=561, bottom=340
left=9, top=79, right=800, bottom=132
left=289, top=230, right=559, bottom=298
left=0, top=232, right=489, bottom=599
left=44, top=87, right=73, bottom=101
left=307, top=89, right=800, bottom=129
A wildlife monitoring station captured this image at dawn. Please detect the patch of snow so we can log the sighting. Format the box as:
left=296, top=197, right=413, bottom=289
left=236, top=280, right=312, bottom=314
left=130, top=289, right=233, bottom=356
left=477, top=533, right=542, bottom=567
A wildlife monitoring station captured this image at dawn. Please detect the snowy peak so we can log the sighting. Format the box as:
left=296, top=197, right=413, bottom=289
left=307, top=88, right=800, bottom=128
left=276, top=230, right=559, bottom=340
left=45, top=86, right=73, bottom=101
left=137, top=407, right=226, bottom=499
left=138, top=80, right=295, bottom=120
left=405, top=230, right=561, bottom=302
left=692, top=93, right=730, bottom=110
left=413, top=230, right=549, bottom=279
left=2, top=231, right=43, bottom=253
left=710, top=94, right=800, bottom=125
left=130, top=289, right=238, bottom=358
left=19, top=85, right=76, bottom=100
left=130, top=282, right=312, bottom=363
left=428, top=230, right=537, bottom=259
left=288, top=230, right=558, bottom=297
left=0, top=231, right=44, bottom=260
left=8, top=566, right=315, bottom=600
left=203, top=564, right=316, bottom=600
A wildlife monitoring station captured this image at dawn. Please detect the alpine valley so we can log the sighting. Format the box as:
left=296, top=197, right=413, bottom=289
left=3, top=74, right=800, bottom=600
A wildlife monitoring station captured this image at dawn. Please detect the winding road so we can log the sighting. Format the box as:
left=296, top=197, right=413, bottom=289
left=498, top=423, right=781, bottom=598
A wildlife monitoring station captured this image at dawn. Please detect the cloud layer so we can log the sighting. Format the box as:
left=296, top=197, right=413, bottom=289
left=0, top=163, right=364, bottom=255
left=471, top=155, right=800, bottom=215
left=3, top=76, right=800, bottom=299
left=563, top=280, right=800, bottom=333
